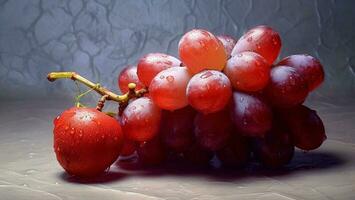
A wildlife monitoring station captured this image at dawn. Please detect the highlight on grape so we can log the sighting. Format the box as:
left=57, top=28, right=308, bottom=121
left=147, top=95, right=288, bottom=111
left=48, top=25, right=326, bottom=177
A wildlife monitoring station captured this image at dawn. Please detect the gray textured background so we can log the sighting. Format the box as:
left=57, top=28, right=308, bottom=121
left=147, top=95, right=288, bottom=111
left=0, top=0, right=354, bottom=102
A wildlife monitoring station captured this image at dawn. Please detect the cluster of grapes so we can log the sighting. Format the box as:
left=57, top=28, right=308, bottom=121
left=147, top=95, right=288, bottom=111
left=52, top=25, right=326, bottom=178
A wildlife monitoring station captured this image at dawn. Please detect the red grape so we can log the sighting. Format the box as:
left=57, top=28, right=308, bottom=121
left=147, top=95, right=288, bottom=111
left=187, top=70, right=232, bottom=114
left=230, top=91, right=273, bottom=137
left=217, top=35, right=237, bottom=56
left=194, top=110, right=232, bottom=151
left=253, top=124, right=294, bottom=168
left=137, top=137, right=166, bottom=166
left=216, top=134, right=250, bottom=168
left=278, top=54, right=324, bottom=91
left=121, top=97, right=162, bottom=142
left=149, top=67, right=191, bottom=111
left=224, top=51, right=270, bottom=92
left=120, top=139, right=137, bottom=157
left=53, top=107, right=123, bottom=177
left=160, top=106, right=196, bottom=152
left=179, top=29, right=227, bottom=74
left=231, top=25, right=281, bottom=65
left=279, top=105, right=326, bottom=151
left=118, top=65, right=144, bottom=94
left=265, top=66, right=309, bottom=108
left=183, top=143, right=213, bottom=166
left=137, top=53, right=181, bottom=86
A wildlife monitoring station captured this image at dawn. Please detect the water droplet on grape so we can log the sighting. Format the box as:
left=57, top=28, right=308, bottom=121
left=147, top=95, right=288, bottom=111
left=237, top=53, right=243, bottom=57
left=166, top=75, right=174, bottom=82
left=160, top=75, right=165, bottom=79
left=247, top=37, right=253, bottom=42
left=132, top=106, right=137, bottom=110
left=64, top=126, right=69, bottom=130
left=272, top=38, right=278, bottom=45
left=200, top=71, right=213, bottom=79
left=257, top=45, right=261, bottom=49
left=240, top=97, right=244, bottom=102
left=243, top=120, right=248, bottom=126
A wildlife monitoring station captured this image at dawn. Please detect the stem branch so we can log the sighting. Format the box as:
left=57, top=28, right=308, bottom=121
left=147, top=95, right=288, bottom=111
left=47, top=72, right=147, bottom=106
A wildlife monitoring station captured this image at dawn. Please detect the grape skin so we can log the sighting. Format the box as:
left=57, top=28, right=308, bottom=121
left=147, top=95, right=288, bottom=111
left=225, top=51, right=270, bottom=92
left=187, top=70, right=232, bottom=114
left=137, top=137, right=166, bottom=166
left=216, top=134, right=251, bottom=168
left=118, top=65, right=144, bottom=94
left=179, top=29, right=227, bottom=74
left=137, top=53, right=181, bottom=87
left=253, top=124, right=294, bottom=169
left=265, top=66, right=309, bottom=108
left=231, top=25, right=281, bottom=65
left=230, top=91, right=273, bottom=137
left=194, top=110, right=233, bottom=151
left=217, top=35, right=237, bottom=56
left=160, top=106, right=196, bottom=153
left=150, top=67, right=192, bottom=111
left=278, top=54, right=324, bottom=91
left=278, top=105, right=326, bottom=151
left=121, top=97, right=162, bottom=142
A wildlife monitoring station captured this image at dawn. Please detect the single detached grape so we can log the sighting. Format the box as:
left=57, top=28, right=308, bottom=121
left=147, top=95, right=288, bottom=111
left=217, top=35, right=237, bottom=56
left=265, top=66, right=309, bottom=108
left=279, top=105, right=326, bottom=151
left=231, top=25, right=281, bottom=65
left=187, top=70, right=232, bottom=114
left=160, top=106, right=196, bottom=153
left=224, top=51, right=270, bottom=92
left=53, top=107, right=124, bottom=177
left=150, top=67, right=192, bottom=111
left=183, top=143, right=213, bottom=166
left=118, top=65, right=144, bottom=94
left=278, top=54, right=324, bottom=91
left=230, top=91, right=273, bottom=137
left=137, top=53, right=181, bottom=86
left=179, top=29, right=227, bottom=74
left=253, top=124, right=294, bottom=168
left=194, top=110, right=233, bottom=151
left=216, top=134, right=251, bottom=168
left=137, top=137, right=166, bottom=166
left=121, top=97, right=162, bottom=142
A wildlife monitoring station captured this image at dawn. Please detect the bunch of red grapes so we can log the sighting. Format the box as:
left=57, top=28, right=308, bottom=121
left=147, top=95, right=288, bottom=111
left=53, top=25, right=326, bottom=177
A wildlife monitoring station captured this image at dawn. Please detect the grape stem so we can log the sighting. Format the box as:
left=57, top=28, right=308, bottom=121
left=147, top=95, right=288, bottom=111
left=47, top=72, right=148, bottom=109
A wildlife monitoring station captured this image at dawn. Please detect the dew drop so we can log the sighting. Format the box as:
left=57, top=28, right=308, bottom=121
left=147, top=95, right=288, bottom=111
left=64, top=126, right=69, bottom=130
left=243, top=120, right=248, bottom=126
left=257, top=45, right=261, bottom=49
left=240, top=97, right=244, bottom=102
left=160, top=75, right=165, bottom=79
left=200, top=71, right=213, bottom=79
left=272, top=38, right=278, bottom=45
left=237, top=53, right=243, bottom=57
left=166, top=75, right=174, bottom=82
